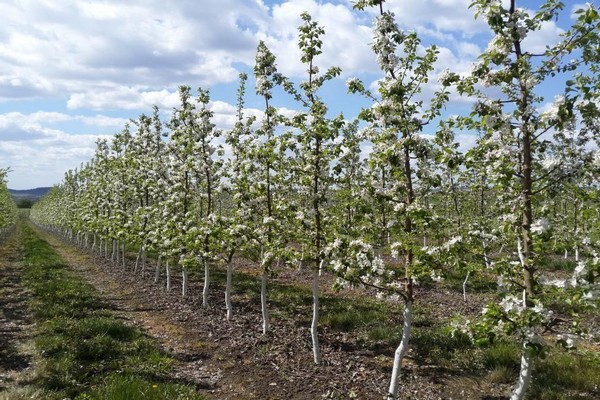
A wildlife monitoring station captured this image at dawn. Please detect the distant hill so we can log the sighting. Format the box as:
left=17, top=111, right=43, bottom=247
left=9, top=187, right=51, bottom=201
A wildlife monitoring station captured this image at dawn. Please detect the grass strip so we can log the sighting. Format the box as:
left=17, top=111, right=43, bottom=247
left=20, top=223, right=204, bottom=400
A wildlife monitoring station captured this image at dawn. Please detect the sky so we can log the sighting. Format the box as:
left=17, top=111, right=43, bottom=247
left=0, top=0, right=588, bottom=189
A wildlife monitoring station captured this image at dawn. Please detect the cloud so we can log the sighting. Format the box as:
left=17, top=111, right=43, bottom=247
left=67, top=87, right=181, bottom=110
left=381, top=0, right=487, bottom=38
left=258, top=0, right=376, bottom=77
left=522, top=19, right=564, bottom=54
left=0, top=0, right=265, bottom=104
left=0, top=115, right=110, bottom=189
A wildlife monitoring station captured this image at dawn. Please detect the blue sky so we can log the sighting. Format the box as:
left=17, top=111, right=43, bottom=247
left=0, top=0, right=587, bottom=189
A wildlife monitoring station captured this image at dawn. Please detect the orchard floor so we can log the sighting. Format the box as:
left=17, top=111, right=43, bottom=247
left=4, top=223, right=597, bottom=399
left=0, top=227, right=34, bottom=393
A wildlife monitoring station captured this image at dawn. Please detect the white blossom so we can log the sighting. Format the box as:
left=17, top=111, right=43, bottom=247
left=540, top=95, right=565, bottom=122
left=540, top=157, right=560, bottom=170
left=531, top=218, right=550, bottom=234
left=499, top=295, right=524, bottom=314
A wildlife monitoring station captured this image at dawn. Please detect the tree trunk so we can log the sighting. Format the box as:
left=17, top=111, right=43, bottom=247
left=388, top=300, right=413, bottom=400
left=261, top=272, right=269, bottom=334
left=155, top=255, right=161, bottom=284
left=463, top=270, right=470, bottom=303
left=311, top=262, right=322, bottom=364
left=510, top=346, right=533, bottom=400
left=141, top=245, right=147, bottom=276
left=202, top=259, right=209, bottom=307
left=182, top=267, right=188, bottom=297
left=166, top=260, right=171, bottom=291
left=134, top=245, right=142, bottom=273
left=111, top=239, right=116, bottom=262
left=225, top=261, right=233, bottom=321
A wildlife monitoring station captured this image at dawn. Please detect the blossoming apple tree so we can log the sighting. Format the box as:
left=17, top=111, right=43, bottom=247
left=452, top=1, right=600, bottom=399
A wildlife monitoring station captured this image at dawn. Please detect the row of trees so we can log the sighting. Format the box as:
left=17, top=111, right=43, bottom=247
left=30, top=1, right=600, bottom=399
left=0, top=169, right=18, bottom=240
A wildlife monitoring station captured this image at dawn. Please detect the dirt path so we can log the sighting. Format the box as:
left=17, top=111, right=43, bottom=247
left=0, top=227, right=34, bottom=392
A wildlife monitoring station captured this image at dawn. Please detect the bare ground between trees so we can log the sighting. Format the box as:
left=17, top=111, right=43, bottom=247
left=30, top=226, right=518, bottom=400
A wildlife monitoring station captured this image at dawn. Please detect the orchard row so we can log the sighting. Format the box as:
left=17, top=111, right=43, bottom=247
left=0, top=169, right=18, bottom=238
left=29, top=1, right=600, bottom=399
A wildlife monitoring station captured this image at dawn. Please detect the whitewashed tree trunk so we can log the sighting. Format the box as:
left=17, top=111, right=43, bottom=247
left=104, top=238, right=109, bottom=259
left=141, top=245, right=147, bottom=276
left=388, top=301, right=413, bottom=400
left=91, top=234, right=97, bottom=252
left=225, top=261, right=233, bottom=321
left=564, top=249, right=568, bottom=259
left=575, top=246, right=579, bottom=262
left=463, top=270, right=470, bottom=303
left=121, top=242, right=126, bottom=268
left=483, top=241, right=490, bottom=268
left=311, top=262, right=323, bottom=364
left=155, top=256, right=161, bottom=284
left=182, top=267, right=188, bottom=297
left=202, top=259, right=209, bottom=307
left=111, top=239, right=117, bottom=262
left=510, top=347, right=533, bottom=400
left=166, top=260, right=171, bottom=291
left=134, top=245, right=142, bottom=273
left=261, top=272, right=269, bottom=334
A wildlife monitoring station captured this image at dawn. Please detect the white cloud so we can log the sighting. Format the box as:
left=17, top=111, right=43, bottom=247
left=383, top=0, right=487, bottom=37
left=0, top=113, right=110, bottom=189
left=522, top=20, right=564, bottom=54
left=67, top=87, right=181, bottom=111
left=80, top=115, right=130, bottom=128
left=259, top=0, right=376, bottom=77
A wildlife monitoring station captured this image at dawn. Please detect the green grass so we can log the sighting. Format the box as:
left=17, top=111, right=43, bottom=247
left=538, top=257, right=577, bottom=272
left=19, top=223, right=204, bottom=400
left=442, top=269, right=498, bottom=294
left=76, top=374, right=201, bottom=400
left=530, top=349, right=600, bottom=399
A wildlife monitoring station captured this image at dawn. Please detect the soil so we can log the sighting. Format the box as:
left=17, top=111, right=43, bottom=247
left=1, top=225, right=523, bottom=399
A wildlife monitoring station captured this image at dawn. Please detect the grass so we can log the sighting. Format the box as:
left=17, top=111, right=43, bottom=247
left=76, top=375, right=202, bottom=400
left=539, top=257, right=577, bottom=272
left=530, top=349, right=600, bottom=399
left=442, top=268, right=498, bottom=294
left=17, top=223, right=204, bottom=400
